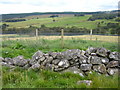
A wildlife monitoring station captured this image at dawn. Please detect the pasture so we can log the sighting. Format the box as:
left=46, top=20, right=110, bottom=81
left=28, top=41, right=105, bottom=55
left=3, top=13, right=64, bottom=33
left=3, top=14, right=118, bottom=29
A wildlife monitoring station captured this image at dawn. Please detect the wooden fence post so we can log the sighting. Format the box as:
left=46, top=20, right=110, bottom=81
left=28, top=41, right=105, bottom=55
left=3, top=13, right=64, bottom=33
left=61, top=29, right=64, bottom=48
left=36, top=29, right=38, bottom=40
left=90, top=29, right=92, bottom=40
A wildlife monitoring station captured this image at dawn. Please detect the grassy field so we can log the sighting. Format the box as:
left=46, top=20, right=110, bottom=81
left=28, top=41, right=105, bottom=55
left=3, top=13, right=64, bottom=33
left=3, top=15, right=118, bottom=29
left=1, top=38, right=118, bottom=58
left=2, top=66, right=118, bottom=88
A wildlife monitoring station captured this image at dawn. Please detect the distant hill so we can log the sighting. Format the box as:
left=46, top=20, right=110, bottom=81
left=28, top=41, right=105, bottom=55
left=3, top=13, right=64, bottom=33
left=1, top=10, right=119, bottom=20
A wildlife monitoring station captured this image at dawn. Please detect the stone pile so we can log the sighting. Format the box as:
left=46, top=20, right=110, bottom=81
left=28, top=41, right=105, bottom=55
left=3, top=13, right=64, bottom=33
left=1, top=47, right=119, bottom=76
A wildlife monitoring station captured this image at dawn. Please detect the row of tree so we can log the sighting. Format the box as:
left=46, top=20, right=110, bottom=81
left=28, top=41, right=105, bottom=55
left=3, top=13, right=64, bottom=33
left=88, top=13, right=118, bottom=21
left=3, top=19, right=26, bottom=22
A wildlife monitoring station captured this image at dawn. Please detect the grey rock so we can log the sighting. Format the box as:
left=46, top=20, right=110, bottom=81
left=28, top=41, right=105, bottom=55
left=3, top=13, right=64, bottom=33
left=106, top=61, right=118, bottom=68
left=13, top=56, right=28, bottom=66
left=1, top=62, right=15, bottom=68
left=91, top=53, right=97, bottom=56
left=32, top=50, right=44, bottom=60
left=109, top=52, right=120, bottom=60
left=58, top=59, right=70, bottom=68
left=47, top=56, right=53, bottom=61
left=49, top=52, right=58, bottom=58
left=0, top=57, right=4, bottom=62
left=79, top=55, right=87, bottom=64
left=62, top=49, right=81, bottom=60
left=96, top=48, right=108, bottom=57
left=93, top=64, right=106, bottom=74
left=85, top=47, right=97, bottom=55
left=23, top=64, right=31, bottom=69
left=52, top=59, right=60, bottom=65
left=81, top=50, right=86, bottom=56
left=84, top=71, right=93, bottom=75
left=107, top=68, right=118, bottom=75
left=101, top=58, right=109, bottom=64
left=56, top=52, right=63, bottom=59
left=54, top=67, right=65, bottom=72
left=80, top=64, right=92, bottom=71
left=38, top=56, right=45, bottom=64
left=4, top=58, right=14, bottom=65
left=77, top=80, right=92, bottom=86
left=62, top=66, right=85, bottom=77
left=45, top=64, right=54, bottom=71
left=90, top=56, right=102, bottom=64
left=30, top=63, right=40, bottom=70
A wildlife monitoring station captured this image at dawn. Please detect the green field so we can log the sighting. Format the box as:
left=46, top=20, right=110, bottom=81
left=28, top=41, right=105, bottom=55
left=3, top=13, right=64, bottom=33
left=3, top=15, right=118, bottom=29
left=2, top=66, right=118, bottom=88
left=1, top=38, right=118, bottom=58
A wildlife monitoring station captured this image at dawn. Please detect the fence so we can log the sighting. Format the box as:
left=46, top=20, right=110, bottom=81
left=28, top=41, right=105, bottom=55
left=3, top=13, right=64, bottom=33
left=1, top=28, right=118, bottom=45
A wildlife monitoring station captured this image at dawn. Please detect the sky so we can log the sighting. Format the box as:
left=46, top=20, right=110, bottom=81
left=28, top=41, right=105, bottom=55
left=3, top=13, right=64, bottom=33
left=0, top=0, right=119, bottom=14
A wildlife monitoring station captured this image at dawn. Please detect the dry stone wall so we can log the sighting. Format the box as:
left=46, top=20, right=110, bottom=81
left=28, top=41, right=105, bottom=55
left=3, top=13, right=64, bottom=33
left=1, top=47, right=119, bottom=76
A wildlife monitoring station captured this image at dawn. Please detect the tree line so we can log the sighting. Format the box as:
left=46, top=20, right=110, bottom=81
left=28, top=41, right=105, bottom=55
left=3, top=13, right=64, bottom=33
left=88, top=13, right=118, bottom=21
left=3, top=19, right=26, bottom=22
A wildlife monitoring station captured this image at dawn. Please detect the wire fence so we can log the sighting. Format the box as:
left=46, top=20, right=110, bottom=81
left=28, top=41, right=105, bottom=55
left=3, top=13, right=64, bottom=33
left=0, top=29, right=118, bottom=43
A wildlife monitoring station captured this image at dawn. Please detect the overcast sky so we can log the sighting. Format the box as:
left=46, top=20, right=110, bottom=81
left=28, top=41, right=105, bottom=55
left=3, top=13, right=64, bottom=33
left=0, top=0, right=119, bottom=14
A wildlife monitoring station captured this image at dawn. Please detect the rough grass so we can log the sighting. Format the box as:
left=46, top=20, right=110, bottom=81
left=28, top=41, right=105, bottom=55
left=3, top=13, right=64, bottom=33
left=1, top=38, right=118, bottom=58
left=2, top=67, right=118, bottom=88
left=1, top=34, right=118, bottom=43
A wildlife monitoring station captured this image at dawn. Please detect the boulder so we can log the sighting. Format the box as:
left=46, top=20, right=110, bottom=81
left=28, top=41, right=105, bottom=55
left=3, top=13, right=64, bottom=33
left=93, top=64, right=106, bottom=74
left=85, top=47, right=97, bottom=55
left=62, top=49, right=81, bottom=60
left=109, top=52, right=120, bottom=60
left=77, top=80, right=92, bottom=86
left=80, top=64, right=92, bottom=71
left=1, top=62, right=15, bottom=68
left=52, top=59, right=60, bottom=65
left=106, top=61, right=118, bottom=68
left=62, top=66, right=85, bottom=77
left=13, top=56, right=28, bottom=67
left=58, top=59, right=70, bottom=68
left=107, top=68, right=118, bottom=75
left=4, top=58, right=14, bottom=65
left=101, top=58, right=109, bottom=64
left=32, top=50, right=44, bottom=60
left=78, top=55, right=87, bottom=64
left=45, top=63, right=54, bottom=71
left=0, top=57, right=4, bottom=62
left=48, top=52, right=58, bottom=58
left=38, top=56, right=45, bottom=63
left=30, top=63, right=40, bottom=70
left=90, top=56, right=102, bottom=64
left=96, top=48, right=108, bottom=57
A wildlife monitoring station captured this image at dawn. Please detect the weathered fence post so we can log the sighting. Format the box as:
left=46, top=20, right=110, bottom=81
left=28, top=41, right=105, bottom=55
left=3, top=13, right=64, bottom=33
left=90, top=29, right=92, bottom=40
left=36, top=29, right=38, bottom=40
left=61, top=29, right=64, bottom=48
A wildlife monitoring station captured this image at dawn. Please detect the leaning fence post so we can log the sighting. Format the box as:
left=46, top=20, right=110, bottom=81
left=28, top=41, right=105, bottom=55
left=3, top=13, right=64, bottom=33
left=90, top=29, right=92, bottom=40
left=36, top=29, right=38, bottom=40
left=61, top=29, right=64, bottom=48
